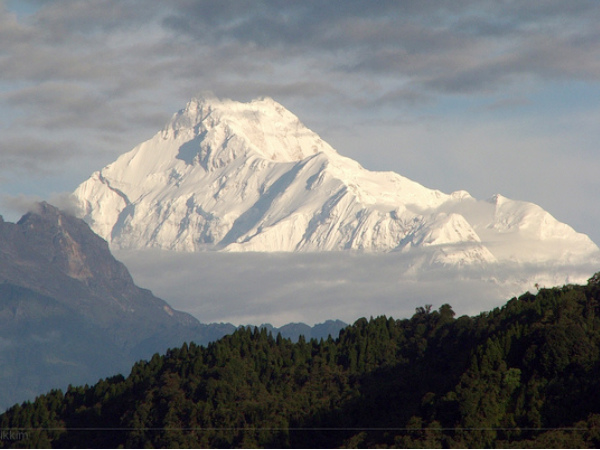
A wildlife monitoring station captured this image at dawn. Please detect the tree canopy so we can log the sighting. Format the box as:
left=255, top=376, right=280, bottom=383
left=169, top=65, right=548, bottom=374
left=3, top=274, right=600, bottom=448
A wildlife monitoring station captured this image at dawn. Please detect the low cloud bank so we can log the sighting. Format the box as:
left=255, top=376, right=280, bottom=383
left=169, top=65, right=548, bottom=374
left=115, top=250, right=598, bottom=327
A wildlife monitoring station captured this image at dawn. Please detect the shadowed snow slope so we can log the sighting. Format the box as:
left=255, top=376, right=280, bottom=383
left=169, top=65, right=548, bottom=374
left=74, top=96, right=600, bottom=270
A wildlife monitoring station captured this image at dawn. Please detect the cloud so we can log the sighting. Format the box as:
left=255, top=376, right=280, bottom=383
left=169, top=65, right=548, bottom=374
left=160, top=0, right=600, bottom=95
left=3, top=1, right=599, bottom=111
left=0, top=136, right=77, bottom=174
left=0, top=192, right=81, bottom=220
left=0, top=193, right=42, bottom=218
left=3, top=0, right=599, bottom=133
left=114, top=249, right=597, bottom=327
left=47, top=192, right=82, bottom=217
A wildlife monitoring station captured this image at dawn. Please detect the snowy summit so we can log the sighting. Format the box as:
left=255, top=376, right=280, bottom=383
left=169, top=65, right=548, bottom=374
left=74, top=96, right=600, bottom=268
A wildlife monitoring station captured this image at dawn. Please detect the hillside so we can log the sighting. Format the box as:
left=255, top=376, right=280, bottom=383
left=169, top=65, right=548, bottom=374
left=0, top=203, right=208, bottom=408
left=4, top=275, right=600, bottom=448
left=0, top=202, right=348, bottom=409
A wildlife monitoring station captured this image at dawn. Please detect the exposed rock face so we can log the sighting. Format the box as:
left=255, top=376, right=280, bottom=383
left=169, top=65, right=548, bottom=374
left=0, top=203, right=203, bottom=409
left=1, top=202, right=197, bottom=346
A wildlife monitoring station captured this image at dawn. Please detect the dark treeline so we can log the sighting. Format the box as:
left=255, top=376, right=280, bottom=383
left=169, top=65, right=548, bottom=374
left=4, top=274, right=600, bottom=448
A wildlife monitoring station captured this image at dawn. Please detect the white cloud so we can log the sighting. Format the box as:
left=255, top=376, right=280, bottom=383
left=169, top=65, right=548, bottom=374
left=115, top=250, right=597, bottom=327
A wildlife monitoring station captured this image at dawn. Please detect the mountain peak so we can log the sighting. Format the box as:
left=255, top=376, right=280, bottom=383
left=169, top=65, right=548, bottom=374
left=74, top=97, right=600, bottom=270
left=16, top=201, right=133, bottom=284
left=186, top=94, right=282, bottom=111
left=0, top=203, right=207, bottom=409
left=162, top=95, right=337, bottom=166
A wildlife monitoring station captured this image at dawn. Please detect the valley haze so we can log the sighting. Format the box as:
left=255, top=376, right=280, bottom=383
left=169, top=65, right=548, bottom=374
left=115, top=249, right=599, bottom=327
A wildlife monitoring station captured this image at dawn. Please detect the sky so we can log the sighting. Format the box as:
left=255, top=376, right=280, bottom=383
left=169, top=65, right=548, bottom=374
left=1, top=0, right=600, bottom=245
left=1, top=0, right=600, bottom=325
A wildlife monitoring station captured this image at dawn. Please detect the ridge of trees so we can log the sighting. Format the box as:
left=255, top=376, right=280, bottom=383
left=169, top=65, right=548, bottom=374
left=3, top=274, right=600, bottom=448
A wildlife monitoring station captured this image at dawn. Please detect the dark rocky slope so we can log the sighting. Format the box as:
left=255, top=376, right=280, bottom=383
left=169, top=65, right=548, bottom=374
left=0, top=203, right=203, bottom=408
left=0, top=203, right=345, bottom=409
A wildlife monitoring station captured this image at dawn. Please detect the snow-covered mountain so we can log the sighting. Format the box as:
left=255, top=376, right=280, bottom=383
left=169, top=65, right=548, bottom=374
left=73, top=96, right=600, bottom=269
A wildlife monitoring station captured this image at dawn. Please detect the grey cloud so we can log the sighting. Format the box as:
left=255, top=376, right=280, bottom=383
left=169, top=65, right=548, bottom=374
left=0, top=4, right=33, bottom=41
left=0, top=192, right=80, bottom=221
left=160, top=0, right=600, bottom=94
left=10, top=1, right=600, bottom=83
left=0, top=194, right=43, bottom=220
left=0, top=42, right=110, bottom=87
left=6, top=82, right=113, bottom=129
left=6, top=0, right=598, bottom=119
left=162, top=2, right=452, bottom=54
left=31, top=0, right=163, bottom=39
left=8, top=88, right=162, bottom=138
left=205, top=80, right=341, bottom=107
left=509, top=34, right=600, bottom=82
left=47, top=192, right=82, bottom=217
left=0, top=137, right=76, bottom=174
left=113, top=250, right=478, bottom=326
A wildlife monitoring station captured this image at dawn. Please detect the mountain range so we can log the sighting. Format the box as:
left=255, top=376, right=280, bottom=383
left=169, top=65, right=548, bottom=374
left=73, top=96, right=599, bottom=271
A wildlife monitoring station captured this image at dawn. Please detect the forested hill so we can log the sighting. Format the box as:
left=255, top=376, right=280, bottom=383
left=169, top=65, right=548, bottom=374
left=4, top=275, right=600, bottom=448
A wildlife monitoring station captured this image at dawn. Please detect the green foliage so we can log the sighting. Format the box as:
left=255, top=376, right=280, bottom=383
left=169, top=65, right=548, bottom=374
left=4, top=282, right=600, bottom=447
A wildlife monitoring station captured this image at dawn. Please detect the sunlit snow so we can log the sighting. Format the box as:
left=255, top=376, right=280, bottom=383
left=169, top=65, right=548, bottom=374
left=73, top=96, right=600, bottom=325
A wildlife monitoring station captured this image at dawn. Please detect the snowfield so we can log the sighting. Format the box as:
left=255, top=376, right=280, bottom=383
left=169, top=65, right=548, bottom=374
left=74, top=96, right=600, bottom=269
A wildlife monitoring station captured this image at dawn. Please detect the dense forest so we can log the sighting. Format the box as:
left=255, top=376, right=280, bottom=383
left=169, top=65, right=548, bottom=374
left=3, top=274, right=600, bottom=448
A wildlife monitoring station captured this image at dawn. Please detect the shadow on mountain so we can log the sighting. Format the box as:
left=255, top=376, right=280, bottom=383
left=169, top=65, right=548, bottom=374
left=176, top=131, right=206, bottom=166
